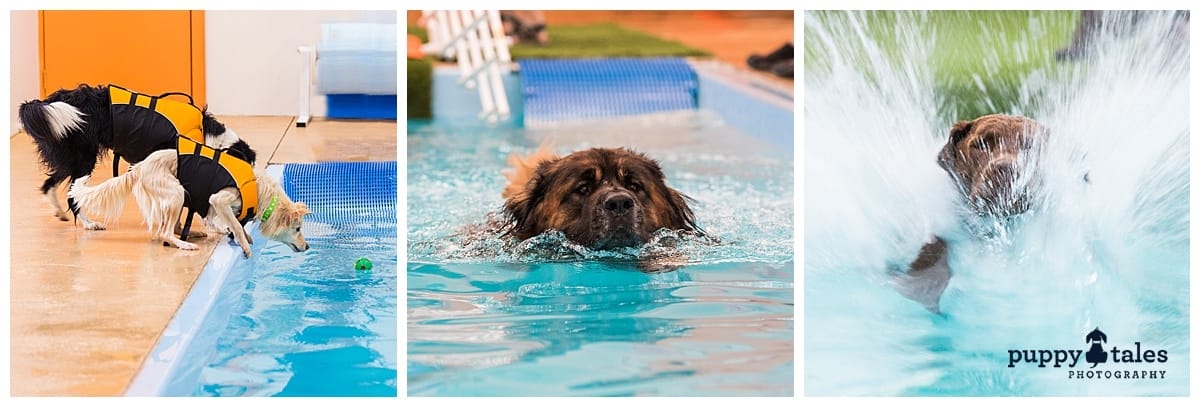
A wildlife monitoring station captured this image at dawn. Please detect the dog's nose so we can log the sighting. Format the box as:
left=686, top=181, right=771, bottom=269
left=291, top=239, right=310, bottom=252
left=602, top=191, right=635, bottom=215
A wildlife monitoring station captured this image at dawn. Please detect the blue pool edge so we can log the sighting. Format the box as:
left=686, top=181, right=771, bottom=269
left=124, top=165, right=287, bottom=396
left=691, top=60, right=794, bottom=152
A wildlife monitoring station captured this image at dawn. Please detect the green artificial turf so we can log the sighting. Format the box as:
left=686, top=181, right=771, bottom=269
left=406, top=23, right=431, bottom=119
left=407, top=24, right=428, bottom=43
left=510, top=23, right=711, bottom=59
left=407, top=58, right=432, bottom=119
left=806, top=11, right=1078, bottom=121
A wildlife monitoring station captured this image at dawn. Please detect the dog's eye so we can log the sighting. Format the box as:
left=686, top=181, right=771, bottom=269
left=295, top=226, right=301, bottom=232
left=628, top=181, right=643, bottom=193
left=575, top=184, right=590, bottom=195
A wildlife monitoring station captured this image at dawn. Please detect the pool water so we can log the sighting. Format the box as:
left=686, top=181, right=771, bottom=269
left=192, top=163, right=398, bottom=396
left=805, top=11, right=1188, bottom=396
left=407, top=110, right=794, bottom=396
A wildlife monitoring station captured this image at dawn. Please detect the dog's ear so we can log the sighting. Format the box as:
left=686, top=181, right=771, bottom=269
left=228, top=139, right=257, bottom=165
left=294, top=202, right=311, bottom=216
left=502, top=158, right=557, bottom=239
left=637, top=155, right=700, bottom=234
left=661, top=187, right=700, bottom=234
left=937, top=119, right=974, bottom=173
left=502, top=145, right=558, bottom=200
left=261, top=202, right=310, bottom=236
left=201, top=109, right=227, bottom=135
left=948, top=120, right=974, bottom=144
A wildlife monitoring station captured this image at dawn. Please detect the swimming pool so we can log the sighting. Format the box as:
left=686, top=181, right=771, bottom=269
left=407, top=64, right=794, bottom=396
left=805, top=11, right=1188, bottom=396
left=130, top=162, right=398, bottom=396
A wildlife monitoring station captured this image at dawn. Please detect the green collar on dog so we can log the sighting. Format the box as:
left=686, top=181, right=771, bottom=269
left=260, top=196, right=279, bottom=222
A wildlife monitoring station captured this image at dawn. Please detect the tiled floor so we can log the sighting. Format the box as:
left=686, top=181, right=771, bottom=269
left=8, top=117, right=396, bottom=395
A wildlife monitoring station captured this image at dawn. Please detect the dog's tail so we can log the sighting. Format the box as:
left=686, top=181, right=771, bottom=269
left=19, top=101, right=85, bottom=142
left=68, top=149, right=177, bottom=224
left=68, top=171, right=138, bottom=224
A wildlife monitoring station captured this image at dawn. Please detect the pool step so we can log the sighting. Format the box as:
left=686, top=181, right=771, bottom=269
left=518, top=58, right=698, bottom=126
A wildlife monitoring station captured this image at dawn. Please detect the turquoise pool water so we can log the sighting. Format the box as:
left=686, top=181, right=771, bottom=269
left=407, top=108, right=794, bottom=396
left=805, top=11, right=1188, bottom=396
left=186, top=163, right=398, bottom=396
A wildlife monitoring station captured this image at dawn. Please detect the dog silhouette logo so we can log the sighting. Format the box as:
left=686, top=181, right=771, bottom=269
left=1085, top=327, right=1108, bottom=368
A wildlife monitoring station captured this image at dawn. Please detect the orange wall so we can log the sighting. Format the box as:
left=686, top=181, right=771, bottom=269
left=39, top=10, right=205, bottom=106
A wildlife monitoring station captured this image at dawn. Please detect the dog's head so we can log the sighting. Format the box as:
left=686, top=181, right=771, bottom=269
left=257, top=200, right=312, bottom=252
left=503, top=147, right=698, bottom=249
left=937, top=114, right=1047, bottom=217
left=201, top=109, right=257, bottom=165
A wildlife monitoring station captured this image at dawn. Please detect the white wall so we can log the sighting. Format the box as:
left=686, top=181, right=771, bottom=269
left=10, top=10, right=40, bottom=135
left=205, top=10, right=396, bottom=117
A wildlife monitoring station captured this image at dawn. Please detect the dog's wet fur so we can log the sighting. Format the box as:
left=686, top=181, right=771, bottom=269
left=501, top=147, right=700, bottom=251
left=937, top=114, right=1047, bottom=217
left=903, top=114, right=1052, bottom=313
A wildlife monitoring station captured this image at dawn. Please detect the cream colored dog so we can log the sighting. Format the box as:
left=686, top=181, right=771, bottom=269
left=68, top=149, right=310, bottom=257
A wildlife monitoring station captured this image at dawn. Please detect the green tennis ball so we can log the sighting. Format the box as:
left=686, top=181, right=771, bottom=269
left=354, top=257, right=373, bottom=271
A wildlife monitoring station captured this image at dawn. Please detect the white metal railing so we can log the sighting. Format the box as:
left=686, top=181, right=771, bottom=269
left=297, top=46, right=314, bottom=127
left=420, top=10, right=513, bottom=123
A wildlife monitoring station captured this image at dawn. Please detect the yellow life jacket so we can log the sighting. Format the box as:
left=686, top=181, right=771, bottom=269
left=176, top=137, right=259, bottom=222
left=109, top=84, right=206, bottom=144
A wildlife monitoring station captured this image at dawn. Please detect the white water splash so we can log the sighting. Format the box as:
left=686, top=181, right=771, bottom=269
left=805, top=11, right=1188, bottom=396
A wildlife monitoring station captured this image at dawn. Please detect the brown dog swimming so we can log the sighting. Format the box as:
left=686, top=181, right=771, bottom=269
left=902, top=114, right=1050, bottom=312
left=937, top=114, right=1047, bottom=217
left=501, top=146, right=700, bottom=251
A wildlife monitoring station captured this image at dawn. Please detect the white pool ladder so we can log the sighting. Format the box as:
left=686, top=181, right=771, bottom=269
left=420, top=10, right=513, bottom=124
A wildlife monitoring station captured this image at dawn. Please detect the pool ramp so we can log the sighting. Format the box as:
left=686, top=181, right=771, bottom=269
left=518, top=58, right=698, bottom=126
left=282, top=162, right=397, bottom=225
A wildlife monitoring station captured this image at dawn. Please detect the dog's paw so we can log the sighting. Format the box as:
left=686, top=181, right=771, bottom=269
left=186, top=230, right=208, bottom=239
left=177, top=241, right=199, bottom=251
left=83, top=222, right=107, bottom=231
left=241, top=248, right=253, bottom=259
left=54, top=211, right=70, bottom=222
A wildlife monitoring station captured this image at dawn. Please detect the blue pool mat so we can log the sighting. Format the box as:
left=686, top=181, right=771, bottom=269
left=281, top=162, right=397, bottom=232
left=326, top=94, right=397, bottom=120
left=518, top=58, right=698, bottom=124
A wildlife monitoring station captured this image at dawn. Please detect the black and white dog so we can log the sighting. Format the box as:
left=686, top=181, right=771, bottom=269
left=19, top=83, right=257, bottom=230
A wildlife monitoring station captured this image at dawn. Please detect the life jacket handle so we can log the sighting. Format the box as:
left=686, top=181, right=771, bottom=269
left=156, top=91, right=196, bottom=107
